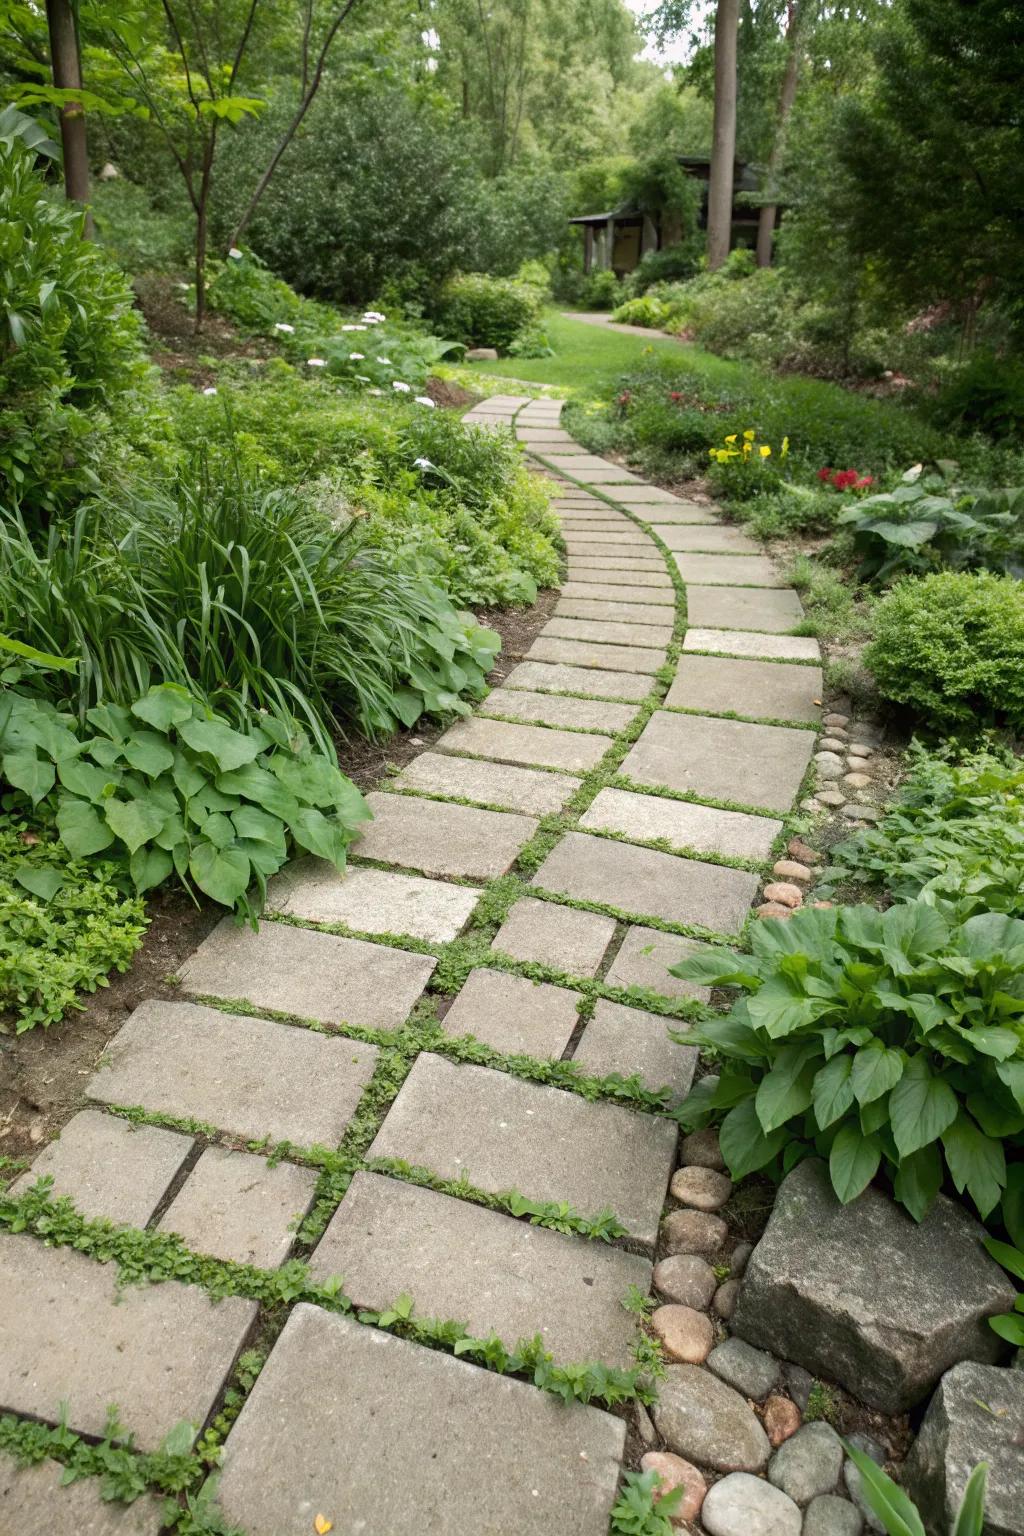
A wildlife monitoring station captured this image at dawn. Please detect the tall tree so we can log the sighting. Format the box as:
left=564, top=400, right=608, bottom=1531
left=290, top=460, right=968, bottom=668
left=706, top=0, right=738, bottom=269
left=45, top=0, right=92, bottom=231
left=756, top=0, right=808, bottom=267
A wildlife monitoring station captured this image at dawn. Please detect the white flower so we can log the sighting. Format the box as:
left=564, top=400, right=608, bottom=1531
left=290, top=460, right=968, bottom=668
left=228, top=247, right=243, bottom=260
left=363, top=310, right=386, bottom=321
left=349, top=352, right=365, bottom=361
left=274, top=321, right=295, bottom=334
left=176, top=281, right=190, bottom=291
left=341, top=323, right=367, bottom=332
left=368, top=387, right=383, bottom=395
left=413, top=457, right=435, bottom=470
left=202, top=386, right=218, bottom=395
left=355, top=375, right=371, bottom=383
left=376, top=356, right=392, bottom=365
left=392, top=380, right=411, bottom=393
left=414, top=395, right=436, bottom=408
left=361, top=314, right=382, bottom=324
left=306, top=357, right=326, bottom=367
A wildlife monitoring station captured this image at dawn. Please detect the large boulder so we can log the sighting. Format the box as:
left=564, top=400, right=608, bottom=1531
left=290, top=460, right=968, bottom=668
left=732, top=1160, right=1013, bottom=1412
left=902, top=1362, right=1024, bottom=1536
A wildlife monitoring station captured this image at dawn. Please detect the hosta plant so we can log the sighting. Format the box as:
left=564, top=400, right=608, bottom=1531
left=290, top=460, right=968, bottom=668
left=1, top=684, right=370, bottom=920
left=672, top=903, right=1024, bottom=1238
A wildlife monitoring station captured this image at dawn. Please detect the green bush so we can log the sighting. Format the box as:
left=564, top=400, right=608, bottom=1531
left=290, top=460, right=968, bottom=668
left=932, top=352, right=1024, bottom=441
left=864, top=571, right=1024, bottom=731
left=673, top=902, right=1024, bottom=1238
left=0, top=133, right=157, bottom=523
left=1, top=684, right=370, bottom=921
left=828, top=743, right=1024, bottom=917
left=612, top=294, right=673, bottom=329
left=437, top=273, right=541, bottom=352
left=582, top=269, right=626, bottom=310
left=0, top=826, right=146, bottom=1032
left=624, top=244, right=701, bottom=296
left=90, top=177, right=192, bottom=275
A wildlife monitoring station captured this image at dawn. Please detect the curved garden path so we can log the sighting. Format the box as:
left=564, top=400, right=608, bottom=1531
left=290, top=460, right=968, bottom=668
left=0, top=397, right=821, bottom=1533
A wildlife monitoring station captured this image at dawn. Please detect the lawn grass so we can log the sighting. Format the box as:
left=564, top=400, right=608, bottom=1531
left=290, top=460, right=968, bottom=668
left=467, top=310, right=686, bottom=397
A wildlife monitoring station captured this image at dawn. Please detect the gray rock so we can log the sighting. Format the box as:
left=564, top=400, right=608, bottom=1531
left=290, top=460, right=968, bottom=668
left=653, top=1365, right=771, bottom=1472
left=702, top=1472, right=802, bottom=1536
left=708, top=1338, right=781, bottom=1400
left=465, top=347, right=499, bottom=359
left=217, top=1305, right=625, bottom=1536
left=732, top=1160, right=1015, bottom=1412
left=545, top=615, right=675, bottom=649
left=769, top=1424, right=845, bottom=1504
left=902, top=1361, right=1024, bottom=1536
left=355, top=792, right=538, bottom=879
left=662, top=1207, right=728, bottom=1257
left=844, top=1461, right=885, bottom=1534
left=665, top=656, right=823, bottom=726
left=0, top=1452, right=164, bottom=1534
left=686, top=585, right=805, bottom=635
left=803, top=1495, right=863, bottom=1536
left=816, top=790, right=845, bottom=807
left=660, top=525, right=761, bottom=555
left=731, top=1241, right=754, bottom=1278
left=654, top=1253, right=718, bottom=1309
left=621, top=711, right=815, bottom=815
left=11, top=1109, right=192, bottom=1227
left=715, top=1279, right=741, bottom=1319
left=785, top=1362, right=814, bottom=1412
left=634, top=1402, right=658, bottom=1447
left=674, top=553, right=788, bottom=588
left=840, top=802, right=881, bottom=821
left=157, top=1146, right=317, bottom=1268
left=397, top=750, right=582, bottom=816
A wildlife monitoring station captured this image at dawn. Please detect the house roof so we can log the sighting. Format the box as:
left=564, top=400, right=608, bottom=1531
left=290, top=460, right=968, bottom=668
left=567, top=210, right=638, bottom=225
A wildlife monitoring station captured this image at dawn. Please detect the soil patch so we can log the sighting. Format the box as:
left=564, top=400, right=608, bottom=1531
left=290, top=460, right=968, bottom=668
left=134, top=273, right=273, bottom=387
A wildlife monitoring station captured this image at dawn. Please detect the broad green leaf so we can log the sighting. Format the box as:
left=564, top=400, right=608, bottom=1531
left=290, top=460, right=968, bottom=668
left=755, top=1040, right=819, bottom=1132
left=812, top=1053, right=855, bottom=1129
left=670, top=947, right=761, bottom=988
left=893, top=1144, right=943, bottom=1221
left=1001, top=1164, right=1024, bottom=1249
left=86, top=702, right=134, bottom=741
left=104, top=796, right=168, bottom=855
left=851, top=1041, right=905, bottom=1105
left=14, top=863, right=64, bottom=901
left=290, top=807, right=350, bottom=868
left=216, top=762, right=299, bottom=820
left=189, top=842, right=251, bottom=908
left=719, top=1096, right=787, bottom=1179
left=179, top=717, right=259, bottom=772
left=172, top=749, right=207, bottom=800
left=982, top=1236, right=1024, bottom=1284
left=841, top=1441, right=925, bottom=1536
left=951, top=1463, right=988, bottom=1536
left=829, top=1124, right=881, bottom=1203
left=995, top=1061, right=1024, bottom=1114
left=959, top=912, right=1024, bottom=960
left=967, top=1091, right=1024, bottom=1140
left=942, top=1112, right=1005, bottom=1218
left=231, top=805, right=287, bottom=851
left=990, top=1314, right=1024, bottom=1345
left=130, top=684, right=195, bottom=732
left=3, top=748, right=54, bottom=804
left=889, top=1054, right=958, bottom=1158
left=0, top=632, right=76, bottom=670
left=747, top=979, right=834, bottom=1039
left=202, top=812, right=235, bottom=849
left=129, top=844, right=173, bottom=893
left=953, top=1025, right=1020, bottom=1061
left=880, top=900, right=949, bottom=958
left=122, top=731, right=175, bottom=778
left=56, top=796, right=115, bottom=857
left=57, top=755, right=119, bottom=800
left=23, top=710, right=80, bottom=762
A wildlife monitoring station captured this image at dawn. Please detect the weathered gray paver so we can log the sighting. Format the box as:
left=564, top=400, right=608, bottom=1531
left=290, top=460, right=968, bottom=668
left=560, top=579, right=674, bottom=604
left=605, top=925, right=712, bottom=1003
left=436, top=714, right=609, bottom=772
left=556, top=596, right=674, bottom=625
left=566, top=544, right=664, bottom=563
left=368, top=1053, right=677, bottom=1246
left=544, top=616, right=674, bottom=649
left=684, top=627, right=820, bottom=662
left=0, top=1452, right=165, bottom=1534
left=441, top=968, right=580, bottom=1057
left=559, top=518, right=639, bottom=532
left=11, top=1109, right=193, bottom=1226
left=492, top=897, right=616, bottom=975
left=311, top=1172, right=650, bottom=1365
left=666, top=655, right=823, bottom=724
left=179, top=916, right=434, bottom=1029
left=532, top=832, right=759, bottom=936
left=217, top=1304, right=625, bottom=1536
left=687, top=585, right=805, bottom=634
left=660, top=525, right=761, bottom=554
left=562, top=568, right=672, bottom=590
left=158, top=1147, right=318, bottom=1268
left=621, top=711, right=815, bottom=813
left=562, top=528, right=651, bottom=546
left=502, top=660, right=653, bottom=701
left=356, top=791, right=538, bottom=878
left=527, top=636, right=666, bottom=674
left=480, top=686, right=640, bottom=735
left=603, top=485, right=692, bottom=504
left=581, top=786, right=781, bottom=860
left=641, top=506, right=721, bottom=524
left=674, top=553, right=786, bottom=587
left=267, top=858, right=480, bottom=941
left=394, top=750, right=580, bottom=815
left=86, top=1000, right=378, bottom=1146
left=573, top=1000, right=697, bottom=1104
left=0, top=1234, right=257, bottom=1450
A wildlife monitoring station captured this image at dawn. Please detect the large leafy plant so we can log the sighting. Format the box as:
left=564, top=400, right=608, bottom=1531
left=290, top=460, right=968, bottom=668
left=0, top=685, right=370, bottom=919
left=672, top=903, right=1024, bottom=1239
left=843, top=1444, right=988, bottom=1536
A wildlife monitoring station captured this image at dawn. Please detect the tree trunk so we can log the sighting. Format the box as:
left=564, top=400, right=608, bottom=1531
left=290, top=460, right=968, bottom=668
left=707, top=0, right=738, bottom=270
left=46, top=0, right=93, bottom=235
left=757, top=0, right=805, bottom=267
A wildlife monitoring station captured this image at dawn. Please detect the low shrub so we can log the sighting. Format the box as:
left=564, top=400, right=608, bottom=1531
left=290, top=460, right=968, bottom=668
left=827, top=742, right=1024, bottom=916
left=864, top=570, right=1024, bottom=731
left=931, top=352, right=1024, bottom=441
left=612, top=294, right=673, bottom=330
left=582, top=269, right=626, bottom=310
left=706, top=428, right=787, bottom=501
left=732, top=487, right=841, bottom=540
left=673, top=902, right=1024, bottom=1237
left=437, top=273, right=542, bottom=352
left=0, top=825, right=146, bottom=1032
left=624, top=243, right=701, bottom=296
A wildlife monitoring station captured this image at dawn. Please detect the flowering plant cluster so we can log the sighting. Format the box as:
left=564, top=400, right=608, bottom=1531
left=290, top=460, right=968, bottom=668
left=709, top=428, right=789, bottom=465
left=818, top=466, right=875, bottom=491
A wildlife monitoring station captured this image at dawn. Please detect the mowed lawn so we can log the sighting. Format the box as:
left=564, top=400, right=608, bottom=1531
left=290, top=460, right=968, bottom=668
left=466, top=310, right=687, bottom=396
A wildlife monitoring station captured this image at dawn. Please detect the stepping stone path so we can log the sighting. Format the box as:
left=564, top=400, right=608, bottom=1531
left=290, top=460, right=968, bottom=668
left=3, top=393, right=823, bottom=1530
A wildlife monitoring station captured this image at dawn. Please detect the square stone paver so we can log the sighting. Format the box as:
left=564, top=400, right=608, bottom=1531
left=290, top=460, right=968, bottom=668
left=531, top=832, right=758, bottom=936
left=436, top=715, right=609, bottom=773
left=267, top=859, right=480, bottom=942
left=581, top=787, right=781, bottom=861
left=158, top=1147, right=317, bottom=1268
left=492, top=897, right=616, bottom=976
left=11, top=1109, right=192, bottom=1226
left=527, top=636, right=666, bottom=675
left=684, top=628, right=820, bottom=663
left=641, top=507, right=721, bottom=525
left=573, top=1000, right=697, bottom=1106
left=605, top=926, right=712, bottom=1004
left=544, top=616, right=674, bottom=649
left=0, top=1234, right=256, bottom=1450
left=179, top=917, right=434, bottom=1030
left=556, top=597, right=675, bottom=626
left=568, top=468, right=644, bottom=485
left=0, top=1451, right=165, bottom=1534
left=310, top=1172, right=651, bottom=1365
left=393, top=753, right=579, bottom=816
left=86, top=1000, right=379, bottom=1147
left=480, top=687, right=639, bottom=735
left=217, top=1304, right=625, bottom=1536
left=674, top=553, right=786, bottom=587
left=559, top=519, right=639, bottom=533
left=546, top=455, right=624, bottom=472
left=368, top=1053, right=677, bottom=1246
left=560, top=579, right=674, bottom=605
left=621, top=711, right=815, bottom=813
left=686, top=586, right=805, bottom=634
left=441, top=968, right=580, bottom=1058
left=567, top=546, right=664, bottom=565
left=660, top=526, right=761, bottom=554
left=356, top=792, right=538, bottom=879
left=502, top=661, right=652, bottom=702
left=665, top=655, right=823, bottom=724
left=604, top=486, right=690, bottom=504
left=563, top=568, right=672, bottom=590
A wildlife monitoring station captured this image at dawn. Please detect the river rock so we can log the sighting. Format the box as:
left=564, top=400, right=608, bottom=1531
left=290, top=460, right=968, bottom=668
left=654, top=1253, right=718, bottom=1309
left=661, top=1208, right=728, bottom=1257
left=702, top=1473, right=802, bottom=1536
left=680, top=1127, right=726, bottom=1170
left=765, top=1395, right=802, bottom=1446
left=708, top=1338, right=781, bottom=1401
left=769, top=1423, right=844, bottom=1503
left=651, top=1304, right=715, bottom=1364
left=652, top=1365, right=771, bottom=1473
left=732, top=1160, right=1014, bottom=1413
left=670, top=1165, right=733, bottom=1211
left=714, top=1279, right=740, bottom=1319
left=902, top=1361, right=1024, bottom=1536
left=640, top=1451, right=707, bottom=1523
left=804, top=1495, right=863, bottom=1536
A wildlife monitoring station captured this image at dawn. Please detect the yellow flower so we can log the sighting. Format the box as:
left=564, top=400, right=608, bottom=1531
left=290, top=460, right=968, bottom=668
left=781, top=436, right=790, bottom=457
left=724, top=434, right=738, bottom=444
left=743, top=429, right=756, bottom=441
left=759, top=444, right=772, bottom=458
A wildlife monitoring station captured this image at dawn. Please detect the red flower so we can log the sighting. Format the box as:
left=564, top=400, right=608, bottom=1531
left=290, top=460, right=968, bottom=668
left=832, top=469, right=859, bottom=490
left=669, top=391, right=683, bottom=402
left=855, top=475, right=874, bottom=488
left=618, top=390, right=632, bottom=406
left=817, top=467, right=833, bottom=482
